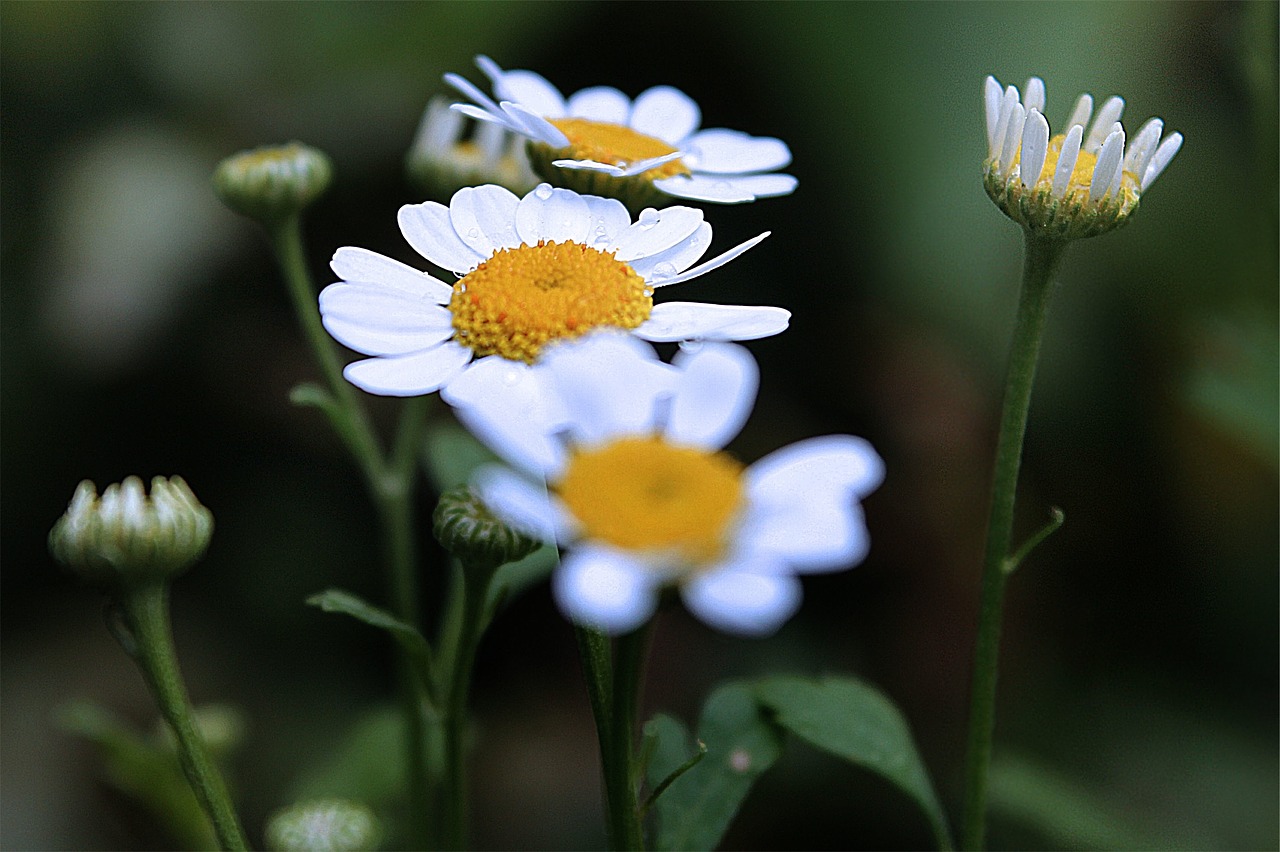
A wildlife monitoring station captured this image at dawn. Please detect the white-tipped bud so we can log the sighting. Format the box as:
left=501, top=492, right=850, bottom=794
left=265, top=799, right=381, bottom=852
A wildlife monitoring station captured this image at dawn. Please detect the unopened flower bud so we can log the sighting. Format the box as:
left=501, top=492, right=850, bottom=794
left=49, top=476, right=213, bottom=588
left=433, top=484, right=539, bottom=571
left=265, top=799, right=381, bottom=852
left=213, top=142, right=333, bottom=224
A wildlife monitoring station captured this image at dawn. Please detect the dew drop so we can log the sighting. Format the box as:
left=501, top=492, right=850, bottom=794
left=501, top=367, right=522, bottom=386
left=649, top=261, right=677, bottom=283
left=534, top=183, right=554, bottom=200
left=467, top=228, right=481, bottom=239
left=638, top=208, right=660, bottom=229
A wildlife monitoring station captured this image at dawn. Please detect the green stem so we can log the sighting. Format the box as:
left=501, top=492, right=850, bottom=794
left=577, top=625, right=648, bottom=851
left=269, top=215, right=433, bottom=848
left=117, top=583, right=249, bottom=851
left=960, top=232, right=1067, bottom=850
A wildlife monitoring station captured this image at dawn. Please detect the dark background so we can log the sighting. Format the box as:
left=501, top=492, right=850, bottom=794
left=3, top=2, right=1276, bottom=849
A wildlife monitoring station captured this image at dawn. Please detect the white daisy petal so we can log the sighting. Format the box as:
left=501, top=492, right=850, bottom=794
left=330, top=247, right=452, bottom=301
left=398, top=202, right=487, bottom=274
left=714, top=172, right=798, bottom=198
left=683, top=129, right=792, bottom=174
left=472, top=464, right=574, bottom=544
left=739, top=499, right=872, bottom=573
left=449, top=102, right=518, bottom=132
left=1085, top=95, right=1125, bottom=153
left=1020, top=109, right=1050, bottom=189
left=627, top=222, right=712, bottom=281
left=488, top=67, right=567, bottom=119
left=748, top=434, right=885, bottom=503
left=984, top=76, right=1004, bottom=154
left=682, top=564, right=802, bottom=636
left=1065, top=92, right=1093, bottom=138
left=1141, top=132, right=1182, bottom=190
left=500, top=101, right=570, bottom=147
left=990, top=84, right=1021, bottom=161
left=998, top=103, right=1026, bottom=179
left=442, top=355, right=568, bottom=478
left=539, top=333, right=676, bottom=445
left=610, top=206, right=705, bottom=262
left=665, top=342, right=758, bottom=449
left=553, top=545, right=660, bottom=634
left=1124, top=117, right=1163, bottom=178
left=342, top=341, right=472, bottom=397
left=650, top=175, right=755, bottom=204
left=616, top=152, right=685, bottom=178
left=1051, top=124, right=1083, bottom=199
left=566, top=85, right=632, bottom=123
left=319, top=283, right=454, bottom=356
left=1023, top=77, right=1046, bottom=115
left=449, top=185, right=522, bottom=257
left=629, top=85, right=701, bottom=144
left=657, top=231, right=768, bottom=288
left=635, top=303, right=790, bottom=343
left=515, top=184, right=592, bottom=245
left=582, top=195, right=632, bottom=249
left=551, top=158, right=628, bottom=175
left=1090, top=128, right=1124, bottom=202
left=444, top=71, right=504, bottom=116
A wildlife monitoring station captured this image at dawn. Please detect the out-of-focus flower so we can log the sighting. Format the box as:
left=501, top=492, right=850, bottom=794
left=446, top=56, right=796, bottom=210
left=49, top=476, right=213, bottom=588
left=264, top=799, right=381, bottom=852
left=213, top=142, right=333, bottom=224
left=319, top=183, right=788, bottom=397
left=444, top=334, right=884, bottom=636
left=982, top=75, right=1182, bottom=239
left=407, top=95, right=540, bottom=200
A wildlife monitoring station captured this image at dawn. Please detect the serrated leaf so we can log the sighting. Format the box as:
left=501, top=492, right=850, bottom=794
left=306, top=589, right=434, bottom=695
left=754, top=675, right=952, bottom=850
left=646, top=682, right=783, bottom=851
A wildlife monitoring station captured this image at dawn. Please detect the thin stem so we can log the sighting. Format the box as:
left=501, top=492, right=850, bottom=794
left=577, top=625, right=649, bottom=851
left=118, top=583, right=249, bottom=851
left=960, top=232, right=1067, bottom=850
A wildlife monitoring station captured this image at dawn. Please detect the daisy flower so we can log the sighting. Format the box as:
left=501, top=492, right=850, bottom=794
left=445, top=56, right=797, bottom=210
left=319, top=183, right=789, bottom=397
left=405, top=95, right=540, bottom=199
left=983, top=75, right=1183, bottom=239
left=442, top=333, right=884, bottom=636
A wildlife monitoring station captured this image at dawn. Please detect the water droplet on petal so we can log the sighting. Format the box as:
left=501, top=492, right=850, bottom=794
left=501, top=367, right=522, bottom=386
left=649, top=261, right=677, bottom=283
left=467, top=228, right=481, bottom=239
left=638, top=208, right=660, bottom=229
left=534, top=183, right=553, bottom=200
left=679, top=338, right=703, bottom=352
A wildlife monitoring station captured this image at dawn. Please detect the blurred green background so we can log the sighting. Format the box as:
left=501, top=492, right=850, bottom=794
left=2, top=2, right=1276, bottom=849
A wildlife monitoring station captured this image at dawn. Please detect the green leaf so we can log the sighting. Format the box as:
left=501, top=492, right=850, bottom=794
left=754, top=675, right=952, bottom=850
left=306, top=589, right=434, bottom=698
left=646, top=682, right=784, bottom=851
left=288, top=704, right=407, bottom=807
left=484, top=544, right=558, bottom=616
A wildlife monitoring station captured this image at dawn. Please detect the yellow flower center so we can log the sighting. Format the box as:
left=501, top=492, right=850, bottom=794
left=1017, top=134, right=1140, bottom=203
left=548, top=118, right=691, bottom=179
left=556, top=436, right=746, bottom=566
left=449, top=241, right=652, bottom=363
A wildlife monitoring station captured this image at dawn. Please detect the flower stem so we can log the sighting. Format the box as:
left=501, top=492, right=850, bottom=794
left=117, top=583, right=249, bottom=851
left=268, top=215, right=433, bottom=848
left=577, top=625, right=649, bottom=851
left=960, top=232, right=1067, bottom=851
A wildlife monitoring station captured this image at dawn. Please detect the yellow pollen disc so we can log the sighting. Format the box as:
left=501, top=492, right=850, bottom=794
left=449, top=241, right=652, bottom=363
left=556, top=436, right=746, bottom=566
left=1016, top=134, right=1140, bottom=203
left=549, top=118, right=691, bottom=179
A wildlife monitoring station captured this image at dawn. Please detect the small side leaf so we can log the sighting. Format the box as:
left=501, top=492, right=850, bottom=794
left=754, top=675, right=952, bottom=850
left=307, top=589, right=434, bottom=698
left=288, top=704, right=406, bottom=807
left=647, top=682, right=784, bottom=852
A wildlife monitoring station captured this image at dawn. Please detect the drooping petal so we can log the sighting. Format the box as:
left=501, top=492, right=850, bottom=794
left=342, top=341, right=473, bottom=397
left=449, top=185, right=522, bottom=257
left=514, top=184, right=592, bottom=245
left=319, top=283, right=454, bottom=356
left=629, top=86, right=701, bottom=144
left=681, top=563, right=802, bottom=636
left=566, top=86, right=632, bottom=123
left=683, top=129, right=792, bottom=174
left=634, top=303, right=790, bottom=343
left=472, top=464, right=575, bottom=544
left=610, top=206, right=705, bottom=262
left=538, top=333, right=677, bottom=445
left=553, top=545, right=660, bottom=634
left=443, top=355, right=569, bottom=478
left=664, top=342, right=758, bottom=449
left=398, top=201, right=487, bottom=274
left=655, top=232, right=768, bottom=288
left=330, top=247, right=452, bottom=302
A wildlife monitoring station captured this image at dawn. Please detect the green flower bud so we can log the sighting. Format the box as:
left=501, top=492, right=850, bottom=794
left=213, top=142, right=333, bottom=224
left=406, top=97, right=539, bottom=200
left=265, top=799, right=381, bottom=852
left=49, top=476, right=213, bottom=588
left=433, top=485, right=539, bottom=571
